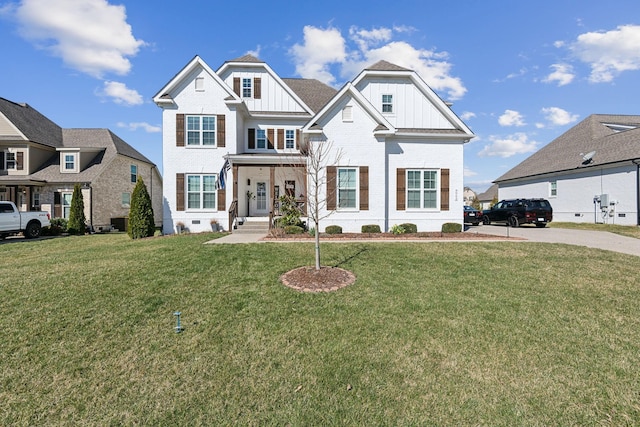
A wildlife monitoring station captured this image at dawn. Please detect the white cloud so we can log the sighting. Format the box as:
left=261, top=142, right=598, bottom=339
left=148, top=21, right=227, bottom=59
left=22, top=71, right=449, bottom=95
left=479, top=133, right=539, bottom=158
left=460, top=111, right=476, bottom=121
left=541, top=107, right=579, bottom=126
left=246, top=45, right=261, bottom=58
left=290, top=25, right=467, bottom=100
left=463, top=167, right=477, bottom=177
left=570, top=24, right=640, bottom=83
left=102, top=81, right=143, bottom=105
left=543, top=63, right=575, bottom=86
left=117, top=121, right=161, bottom=133
left=13, top=0, right=145, bottom=78
left=290, top=26, right=347, bottom=86
left=498, top=110, right=526, bottom=127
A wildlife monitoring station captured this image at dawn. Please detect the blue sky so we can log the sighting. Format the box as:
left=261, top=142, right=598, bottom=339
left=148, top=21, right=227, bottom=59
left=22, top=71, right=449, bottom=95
left=2, top=0, right=640, bottom=193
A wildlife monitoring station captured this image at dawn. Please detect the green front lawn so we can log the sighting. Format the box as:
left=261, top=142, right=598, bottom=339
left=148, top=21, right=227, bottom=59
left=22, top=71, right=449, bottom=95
left=550, top=221, right=640, bottom=239
left=1, top=233, right=639, bottom=425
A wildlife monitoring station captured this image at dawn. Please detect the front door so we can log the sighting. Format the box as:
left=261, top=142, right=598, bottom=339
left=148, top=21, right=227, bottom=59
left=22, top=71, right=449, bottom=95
left=255, top=182, right=268, bottom=215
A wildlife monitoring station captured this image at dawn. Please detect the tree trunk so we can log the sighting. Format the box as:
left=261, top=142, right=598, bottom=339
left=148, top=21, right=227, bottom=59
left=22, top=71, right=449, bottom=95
left=314, top=219, right=321, bottom=270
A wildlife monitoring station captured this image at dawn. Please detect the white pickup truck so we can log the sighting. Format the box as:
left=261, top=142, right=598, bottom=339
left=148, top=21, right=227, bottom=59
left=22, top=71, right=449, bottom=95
left=0, top=201, right=51, bottom=239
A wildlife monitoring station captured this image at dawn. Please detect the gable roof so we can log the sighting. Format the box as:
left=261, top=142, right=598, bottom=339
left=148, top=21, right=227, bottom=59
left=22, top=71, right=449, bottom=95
left=281, top=78, right=337, bottom=112
left=495, top=114, right=640, bottom=183
left=0, top=97, right=63, bottom=147
left=153, top=55, right=240, bottom=105
left=226, top=54, right=264, bottom=64
left=29, top=129, right=154, bottom=183
left=366, top=60, right=411, bottom=72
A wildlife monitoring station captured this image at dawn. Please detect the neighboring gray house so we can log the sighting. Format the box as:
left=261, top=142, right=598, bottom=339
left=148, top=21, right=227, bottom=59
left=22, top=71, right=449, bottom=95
left=494, top=114, right=640, bottom=225
left=476, top=183, right=498, bottom=210
left=0, top=97, right=163, bottom=231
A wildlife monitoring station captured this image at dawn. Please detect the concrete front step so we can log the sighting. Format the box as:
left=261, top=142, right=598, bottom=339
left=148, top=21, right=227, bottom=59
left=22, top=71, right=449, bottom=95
left=234, top=218, right=270, bottom=234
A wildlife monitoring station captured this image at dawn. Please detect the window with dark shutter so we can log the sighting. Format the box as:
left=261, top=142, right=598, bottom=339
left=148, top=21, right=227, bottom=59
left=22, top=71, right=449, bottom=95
left=217, top=189, right=225, bottom=211
left=176, top=173, right=185, bottom=211
left=326, top=166, right=337, bottom=211
left=277, top=129, right=284, bottom=150
left=16, top=152, right=23, bottom=170
left=440, top=168, right=450, bottom=211
left=396, top=168, right=406, bottom=211
left=0, top=151, right=4, bottom=170
left=54, top=191, right=62, bottom=217
left=359, top=166, right=369, bottom=211
left=296, top=129, right=301, bottom=150
left=176, top=114, right=185, bottom=147
left=217, top=115, right=225, bottom=147
left=254, top=77, right=261, bottom=99
left=233, top=78, right=240, bottom=96
left=248, top=128, right=256, bottom=149
left=267, top=129, right=275, bottom=149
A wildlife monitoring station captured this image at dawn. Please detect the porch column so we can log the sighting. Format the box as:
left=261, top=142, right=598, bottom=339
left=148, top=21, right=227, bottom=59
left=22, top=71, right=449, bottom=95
left=25, top=186, right=31, bottom=211
left=232, top=164, right=238, bottom=202
left=302, top=165, right=308, bottom=216
left=269, top=166, right=275, bottom=213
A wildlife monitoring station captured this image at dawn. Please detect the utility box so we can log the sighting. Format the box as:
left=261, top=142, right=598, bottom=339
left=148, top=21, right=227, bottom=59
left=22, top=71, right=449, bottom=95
left=600, top=194, right=609, bottom=207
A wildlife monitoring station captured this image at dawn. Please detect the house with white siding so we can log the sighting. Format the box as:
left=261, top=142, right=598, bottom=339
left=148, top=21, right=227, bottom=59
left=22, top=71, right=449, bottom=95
left=494, top=114, right=640, bottom=226
left=154, top=55, right=474, bottom=234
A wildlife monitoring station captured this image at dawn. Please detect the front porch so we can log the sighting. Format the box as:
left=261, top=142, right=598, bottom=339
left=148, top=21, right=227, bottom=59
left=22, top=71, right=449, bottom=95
left=226, top=154, right=307, bottom=232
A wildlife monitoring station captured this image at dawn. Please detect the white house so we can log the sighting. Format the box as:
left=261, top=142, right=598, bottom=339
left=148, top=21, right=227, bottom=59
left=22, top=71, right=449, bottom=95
left=154, top=55, right=474, bottom=234
left=494, top=114, right=640, bottom=226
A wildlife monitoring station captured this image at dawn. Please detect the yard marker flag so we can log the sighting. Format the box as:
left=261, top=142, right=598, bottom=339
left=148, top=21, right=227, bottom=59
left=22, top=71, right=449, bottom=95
left=218, top=159, right=230, bottom=189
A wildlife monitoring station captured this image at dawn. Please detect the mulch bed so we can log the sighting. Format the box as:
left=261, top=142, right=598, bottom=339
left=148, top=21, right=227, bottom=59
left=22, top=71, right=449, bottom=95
left=265, top=231, right=513, bottom=241
left=280, top=266, right=356, bottom=293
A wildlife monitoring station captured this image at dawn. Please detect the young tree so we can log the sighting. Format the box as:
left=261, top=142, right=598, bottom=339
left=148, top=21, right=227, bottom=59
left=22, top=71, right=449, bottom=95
left=302, top=139, right=343, bottom=270
left=67, top=183, right=86, bottom=235
left=128, top=177, right=155, bottom=239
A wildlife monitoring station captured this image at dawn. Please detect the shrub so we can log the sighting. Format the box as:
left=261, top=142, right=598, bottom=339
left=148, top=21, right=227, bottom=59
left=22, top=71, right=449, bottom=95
left=325, top=225, right=342, bottom=234
left=399, top=223, right=417, bottom=234
left=390, top=224, right=406, bottom=235
left=42, top=218, right=67, bottom=236
left=128, top=177, right=156, bottom=239
left=278, top=194, right=303, bottom=227
left=308, top=227, right=316, bottom=237
left=441, top=222, right=462, bottom=233
left=284, top=225, right=304, bottom=234
left=362, top=224, right=381, bottom=233
left=67, top=183, right=86, bottom=235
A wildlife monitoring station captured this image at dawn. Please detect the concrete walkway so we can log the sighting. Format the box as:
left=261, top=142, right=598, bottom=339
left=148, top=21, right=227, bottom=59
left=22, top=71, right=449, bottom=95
left=206, top=225, right=640, bottom=257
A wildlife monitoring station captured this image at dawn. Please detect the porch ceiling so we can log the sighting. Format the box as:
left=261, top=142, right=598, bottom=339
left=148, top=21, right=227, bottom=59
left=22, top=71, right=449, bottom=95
left=226, top=153, right=306, bottom=166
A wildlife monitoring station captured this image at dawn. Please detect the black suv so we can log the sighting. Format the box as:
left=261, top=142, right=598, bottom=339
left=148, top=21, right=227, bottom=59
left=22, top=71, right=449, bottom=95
left=482, top=199, right=553, bottom=227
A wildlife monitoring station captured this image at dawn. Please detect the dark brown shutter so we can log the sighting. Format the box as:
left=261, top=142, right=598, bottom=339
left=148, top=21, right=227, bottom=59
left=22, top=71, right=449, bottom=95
left=254, top=77, right=261, bottom=99
left=217, top=188, right=225, bottom=211
left=16, top=152, right=23, bottom=170
left=176, top=114, right=185, bottom=147
left=217, top=115, right=225, bottom=147
left=248, top=128, right=255, bottom=149
left=396, top=168, right=406, bottom=211
left=440, top=168, right=450, bottom=211
left=359, top=166, right=369, bottom=211
left=233, top=77, right=240, bottom=96
left=296, top=129, right=301, bottom=150
left=176, top=173, right=185, bottom=211
left=0, top=152, right=4, bottom=170
left=326, top=166, right=337, bottom=211
left=54, top=191, right=62, bottom=217
left=277, top=129, right=284, bottom=150
left=267, top=129, right=274, bottom=149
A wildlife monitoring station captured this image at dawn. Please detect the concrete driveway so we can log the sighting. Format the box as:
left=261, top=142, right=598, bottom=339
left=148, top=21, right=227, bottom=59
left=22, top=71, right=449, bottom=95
left=470, top=224, right=640, bottom=257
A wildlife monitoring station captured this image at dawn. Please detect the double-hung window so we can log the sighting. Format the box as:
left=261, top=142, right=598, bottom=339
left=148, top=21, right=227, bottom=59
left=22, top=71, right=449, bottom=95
left=338, top=168, right=357, bottom=209
left=6, top=152, right=16, bottom=170
left=242, top=78, right=252, bottom=98
left=407, top=170, right=438, bottom=209
left=130, top=165, right=138, bottom=183
left=382, top=94, right=393, bottom=113
left=285, top=130, right=295, bottom=149
left=256, top=129, right=267, bottom=149
left=550, top=181, right=557, bottom=197
left=64, top=154, right=75, bottom=171
left=187, top=174, right=217, bottom=210
left=186, top=115, right=216, bottom=146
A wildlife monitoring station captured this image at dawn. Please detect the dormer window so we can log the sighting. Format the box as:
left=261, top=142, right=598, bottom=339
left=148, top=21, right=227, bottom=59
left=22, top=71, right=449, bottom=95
left=382, top=94, right=393, bottom=113
left=242, top=78, right=252, bottom=97
left=6, top=152, right=16, bottom=170
left=61, top=152, right=77, bottom=173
